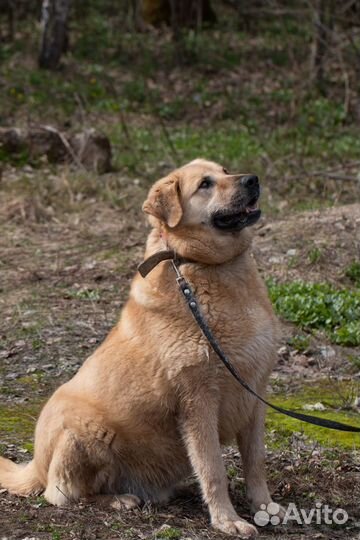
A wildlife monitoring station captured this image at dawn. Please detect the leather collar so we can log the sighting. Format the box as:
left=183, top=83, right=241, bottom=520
left=138, top=249, right=191, bottom=278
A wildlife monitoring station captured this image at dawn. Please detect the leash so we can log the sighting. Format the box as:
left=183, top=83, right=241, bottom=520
left=138, top=252, right=360, bottom=433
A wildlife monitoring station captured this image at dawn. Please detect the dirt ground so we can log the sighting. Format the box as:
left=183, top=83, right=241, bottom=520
left=0, top=172, right=359, bottom=540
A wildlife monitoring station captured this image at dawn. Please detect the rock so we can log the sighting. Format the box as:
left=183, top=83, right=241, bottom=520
left=70, top=128, right=112, bottom=173
left=319, top=346, right=336, bottom=359
left=303, top=402, right=326, bottom=411
left=269, top=256, right=283, bottom=264
left=293, top=354, right=310, bottom=367
left=0, top=127, right=26, bottom=153
left=0, top=126, right=112, bottom=173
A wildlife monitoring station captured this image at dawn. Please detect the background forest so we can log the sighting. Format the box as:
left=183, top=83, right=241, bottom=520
left=0, top=1, right=360, bottom=539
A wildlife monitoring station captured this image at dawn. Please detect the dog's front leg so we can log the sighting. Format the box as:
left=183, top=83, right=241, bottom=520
left=237, top=402, right=285, bottom=520
left=179, top=393, right=258, bottom=538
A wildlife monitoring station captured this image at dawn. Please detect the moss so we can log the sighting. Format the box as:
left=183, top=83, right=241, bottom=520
left=156, top=527, right=182, bottom=539
left=17, top=373, right=44, bottom=390
left=0, top=403, right=42, bottom=449
left=227, top=465, right=238, bottom=479
left=266, top=381, right=360, bottom=449
left=22, top=441, right=35, bottom=453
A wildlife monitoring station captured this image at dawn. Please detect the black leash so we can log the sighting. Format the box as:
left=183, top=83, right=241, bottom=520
left=138, top=252, right=360, bottom=433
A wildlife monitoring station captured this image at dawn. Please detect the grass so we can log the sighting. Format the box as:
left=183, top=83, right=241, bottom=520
left=0, top=10, right=360, bottom=540
left=308, top=248, right=322, bottom=265
left=268, top=280, right=360, bottom=346
left=345, top=261, right=360, bottom=286
left=267, top=381, right=360, bottom=449
left=66, top=287, right=101, bottom=301
left=287, top=334, right=311, bottom=352
left=155, top=527, right=183, bottom=539
left=1, top=12, right=360, bottom=217
left=0, top=403, right=41, bottom=446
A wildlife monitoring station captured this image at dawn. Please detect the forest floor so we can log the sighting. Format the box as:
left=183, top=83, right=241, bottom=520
left=1, top=7, right=360, bottom=540
left=0, top=175, right=359, bottom=540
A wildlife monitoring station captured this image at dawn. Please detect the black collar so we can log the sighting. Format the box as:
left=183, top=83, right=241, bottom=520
left=138, top=250, right=192, bottom=278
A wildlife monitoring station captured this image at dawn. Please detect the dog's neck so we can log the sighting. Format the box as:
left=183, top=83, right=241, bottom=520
left=144, top=224, right=253, bottom=267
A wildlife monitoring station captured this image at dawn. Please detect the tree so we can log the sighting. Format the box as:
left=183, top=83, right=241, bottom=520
left=38, top=0, right=70, bottom=70
left=311, top=0, right=334, bottom=91
left=141, top=0, right=216, bottom=27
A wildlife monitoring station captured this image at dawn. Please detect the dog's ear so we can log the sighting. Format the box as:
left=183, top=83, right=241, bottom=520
left=142, top=175, right=183, bottom=228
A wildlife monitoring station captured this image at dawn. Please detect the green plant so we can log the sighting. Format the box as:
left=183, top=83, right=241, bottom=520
left=267, top=280, right=360, bottom=346
left=308, top=247, right=322, bottom=264
left=66, top=288, right=101, bottom=301
left=348, top=355, right=360, bottom=370
left=156, top=527, right=182, bottom=539
left=227, top=465, right=238, bottom=479
left=287, top=334, right=310, bottom=352
left=345, top=261, right=360, bottom=286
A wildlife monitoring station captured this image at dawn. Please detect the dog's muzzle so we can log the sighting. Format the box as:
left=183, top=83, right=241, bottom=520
left=212, top=176, right=261, bottom=232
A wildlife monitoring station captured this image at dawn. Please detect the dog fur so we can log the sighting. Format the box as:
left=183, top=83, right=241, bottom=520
left=0, top=159, right=281, bottom=537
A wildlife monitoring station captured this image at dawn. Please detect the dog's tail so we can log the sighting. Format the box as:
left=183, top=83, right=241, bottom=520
left=0, top=457, right=43, bottom=496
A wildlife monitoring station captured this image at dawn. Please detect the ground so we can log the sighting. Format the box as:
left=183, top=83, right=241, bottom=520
left=1, top=6, right=360, bottom=539
left=1, top=180, right=359, bottom=539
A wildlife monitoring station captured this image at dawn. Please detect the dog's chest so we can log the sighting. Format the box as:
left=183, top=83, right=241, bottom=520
left=193, top=276, right=276, bottom=359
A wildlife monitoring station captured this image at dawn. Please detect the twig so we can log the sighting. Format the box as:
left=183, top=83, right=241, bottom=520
left=56, top=485, right=72, bottom=502
left=118, top=107, right=133, bottom=149
left=73, top=92, right=87, bottom=126
left=39, top=125, right=87, bottom=171
left=155, top=111, right=180, bottom=164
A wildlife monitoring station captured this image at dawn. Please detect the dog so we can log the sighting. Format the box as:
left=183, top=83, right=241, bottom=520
left=0, top=159, right=281, bottom=537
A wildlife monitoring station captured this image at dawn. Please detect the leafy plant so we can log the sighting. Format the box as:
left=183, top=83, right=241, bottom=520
left=267, top=280, right=360, bottom=346
left=345, top=261, right=360, bottom=286
left=287, top=334, right=310, bottom=352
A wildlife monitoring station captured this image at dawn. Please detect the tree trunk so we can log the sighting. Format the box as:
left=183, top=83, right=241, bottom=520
left=142, top=0, right=215, bottom=27
left=38, top=0, right=70, bottom=70
left=0, top=0, right=15, bottom=41
left=311, top=0, right=334, bottom=91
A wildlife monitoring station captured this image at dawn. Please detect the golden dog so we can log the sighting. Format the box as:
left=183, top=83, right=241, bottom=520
left=0, top=159, right=281, bottom=537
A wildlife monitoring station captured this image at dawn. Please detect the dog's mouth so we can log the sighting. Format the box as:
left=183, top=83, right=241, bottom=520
left=212, top=195, right=261, bottom=231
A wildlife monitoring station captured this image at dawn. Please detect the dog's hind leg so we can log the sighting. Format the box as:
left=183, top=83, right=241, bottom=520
left=87, top=493, right=141, bottom=510
left=43, top=424, right=116, bottom=506
left=43, top=430, right=82, bottom=505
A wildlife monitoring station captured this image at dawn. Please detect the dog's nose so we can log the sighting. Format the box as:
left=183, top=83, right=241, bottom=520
left=241, top=175, right=259, bottom=189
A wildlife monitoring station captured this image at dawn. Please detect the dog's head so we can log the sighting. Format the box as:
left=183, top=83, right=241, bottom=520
left=143, top=159, right=261, bottom=261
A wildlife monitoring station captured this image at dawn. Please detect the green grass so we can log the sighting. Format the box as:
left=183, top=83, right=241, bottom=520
left=345, top=261, right=360, bottom=286
left=0, top=403, right=42, bottom=447
left=109, top=119, right=360, bottom=184
left=268, top=280, right=360, bottom=346
left=287, top=334, right=310, bottom=352
left=155, top=527, right=182, bottom=540
left=308, top=247, right=322, bottom=265
left=66, top=287, right=101, bottom=301
left=1, top=15, right=360, bottom=218
left=267, top=381, right=360, bottom=449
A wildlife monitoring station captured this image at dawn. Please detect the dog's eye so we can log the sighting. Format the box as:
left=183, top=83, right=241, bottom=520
left=223, top=167, right=229, bottom=174
left=199, top=176, right=213, bottom=189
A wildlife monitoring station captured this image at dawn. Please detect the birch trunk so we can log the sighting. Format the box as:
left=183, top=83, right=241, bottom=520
left=38, top=0, right=70, bottom=70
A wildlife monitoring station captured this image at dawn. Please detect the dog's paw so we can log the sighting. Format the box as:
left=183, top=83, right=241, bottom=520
left=212, top=516, right=258, bottom=537
left=110, top=494, right=141, bottom=510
